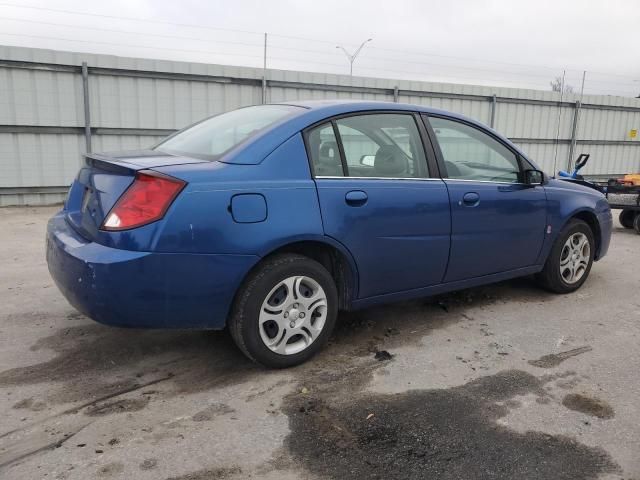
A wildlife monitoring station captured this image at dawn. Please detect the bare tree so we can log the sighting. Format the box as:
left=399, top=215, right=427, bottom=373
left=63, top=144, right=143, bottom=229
left=550, top=76, right=574, bottom=94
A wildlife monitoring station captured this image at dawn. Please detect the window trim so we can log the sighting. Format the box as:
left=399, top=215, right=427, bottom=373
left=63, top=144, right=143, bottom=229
left=302, top=110, right=437, bottom=180
left=422, top=113, right=533, bottom=184
left=331, top=120, right=350, bottom=176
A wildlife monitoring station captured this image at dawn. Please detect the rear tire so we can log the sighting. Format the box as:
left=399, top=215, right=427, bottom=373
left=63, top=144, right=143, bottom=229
left=229, top=253, right=338, bottom=368
left=536, top=219, right=595, bottom=294
left=634, top=213, right=640, bottom=235
left=619, top=209, right=636, bottom=229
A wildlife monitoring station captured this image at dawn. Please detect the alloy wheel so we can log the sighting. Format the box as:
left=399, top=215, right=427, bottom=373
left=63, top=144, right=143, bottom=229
left=559, top=232, right=591, bottom=284
left=258, top=275, right=328, bottom=355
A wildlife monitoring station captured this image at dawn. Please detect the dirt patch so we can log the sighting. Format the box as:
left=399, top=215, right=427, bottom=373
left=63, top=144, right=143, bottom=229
left=528, top=346, right=593, bottom=368
left=164, top=466, right=242, bottom=480
left=12, top=398, right=47, bottom=412
left=562, top=393, right=615, bottom=419
left=0, top=324, right=261, bottom=404
left=0, top=279, right=537, bottom=407
left=328, top=279, right=543, bottom=359
left=85, top=398, right=149, bottom=416
left=192, top=403, right=235, bottom=422
left=97, top=461, right=125, bottom=477
left=283, top=370, right=619, bottom=480
left=140, top=458, right=158, bottom=470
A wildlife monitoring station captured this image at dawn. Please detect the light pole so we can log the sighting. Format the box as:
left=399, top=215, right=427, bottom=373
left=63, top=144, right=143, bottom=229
left=336, top=38, right=373, bottom=78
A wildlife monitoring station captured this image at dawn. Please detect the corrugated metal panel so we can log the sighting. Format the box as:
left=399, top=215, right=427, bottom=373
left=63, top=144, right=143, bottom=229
left=573, top=143, right=640, bottom=175
left=0, top=133, right=168, bottom=189
left=3, top=45, right=640, bottom=207
left=579, top=108, right=640, bottom=141
left=0, top=133, right=85, bottom=187
left=0, top=68, right=83, bottom=126
left=0, top=191, right=66, bottom=207
left=512, top=142, right=571, bottom=173
left=496, top=103, right=574, bottom=139
left=90, top=76, right=263, bottom=129
left=92, top=134, right=167, bottom=153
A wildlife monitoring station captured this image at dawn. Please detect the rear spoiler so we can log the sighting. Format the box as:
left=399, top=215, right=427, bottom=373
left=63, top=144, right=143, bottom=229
left=85, top=153, right=141, bottom=175
left=85, top=149, right=208, bottom=172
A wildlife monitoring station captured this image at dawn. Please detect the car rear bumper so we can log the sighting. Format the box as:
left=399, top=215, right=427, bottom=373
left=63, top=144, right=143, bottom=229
left=46, top=211, right=258, bottom=329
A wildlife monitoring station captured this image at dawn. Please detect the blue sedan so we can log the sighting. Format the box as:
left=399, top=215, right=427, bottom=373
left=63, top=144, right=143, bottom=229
left=46, top=101, right=612, bottom=367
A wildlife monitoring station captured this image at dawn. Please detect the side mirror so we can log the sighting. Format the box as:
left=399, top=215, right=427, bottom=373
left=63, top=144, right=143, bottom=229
left=360, top=155, right=375, bottom=167
left=524, top=169, right=545, bottom=186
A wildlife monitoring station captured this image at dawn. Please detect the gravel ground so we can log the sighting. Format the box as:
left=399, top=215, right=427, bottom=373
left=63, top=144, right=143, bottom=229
left=1, top=206, right=639, bottom=480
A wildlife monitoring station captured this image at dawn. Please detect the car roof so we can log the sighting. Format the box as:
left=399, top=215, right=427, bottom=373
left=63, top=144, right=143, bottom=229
left=280, top=99, right=458, bottom=118
left=224, top=100, right=537, bottom=169
left=274, top=100, right=501, bottom=137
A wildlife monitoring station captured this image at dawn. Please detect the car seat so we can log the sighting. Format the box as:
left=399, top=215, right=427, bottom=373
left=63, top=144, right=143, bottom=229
left=315, top=141, right=343, bottom=176
left=373, top=145, right=409, bottom=177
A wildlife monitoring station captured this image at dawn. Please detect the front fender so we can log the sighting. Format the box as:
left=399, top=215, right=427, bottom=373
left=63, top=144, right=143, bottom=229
left=538, top=180, right=611, bottom=264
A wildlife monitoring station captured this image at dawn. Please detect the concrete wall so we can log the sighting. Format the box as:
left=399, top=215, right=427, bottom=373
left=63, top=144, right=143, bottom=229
left=1, top=45, right=639, bottom=206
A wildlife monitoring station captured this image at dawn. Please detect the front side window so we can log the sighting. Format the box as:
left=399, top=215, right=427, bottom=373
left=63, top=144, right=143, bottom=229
left=306, top=113, right=427, bottom=179
left=429, top=117, right=521, bottom=183
left=155, top=105, right=303, bottom=161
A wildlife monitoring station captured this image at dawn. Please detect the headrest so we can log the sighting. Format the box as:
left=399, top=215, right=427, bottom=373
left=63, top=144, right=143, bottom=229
left=374, top=145, right=408, bottom=176
left=319, top=141, right=339, bottom=160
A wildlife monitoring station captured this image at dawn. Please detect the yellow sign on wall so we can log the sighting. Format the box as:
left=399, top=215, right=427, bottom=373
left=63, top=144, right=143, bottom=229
left=630, top=129, right=638, bottom=139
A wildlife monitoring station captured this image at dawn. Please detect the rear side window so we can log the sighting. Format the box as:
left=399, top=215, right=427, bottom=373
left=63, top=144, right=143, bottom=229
left=306, top=123, right=344, bottom=176
left=307, top=113, right=427, bottom=178
left=155, top=105, right=303, bottom=161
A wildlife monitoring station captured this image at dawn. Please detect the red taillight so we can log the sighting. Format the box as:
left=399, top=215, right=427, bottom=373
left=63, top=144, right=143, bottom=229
left=101, top=171, right=186, bottom=231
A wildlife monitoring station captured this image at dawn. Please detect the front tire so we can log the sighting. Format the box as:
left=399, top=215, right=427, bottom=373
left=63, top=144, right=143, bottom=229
left=537, top=219, right=595, bottom=294
left=229, top=253, right=338, bottom=368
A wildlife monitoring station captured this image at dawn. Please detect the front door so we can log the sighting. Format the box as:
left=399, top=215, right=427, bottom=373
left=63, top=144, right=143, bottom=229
left=305, top=112, right=451, bottom=299
left=426, top=115, right=547, bottom=282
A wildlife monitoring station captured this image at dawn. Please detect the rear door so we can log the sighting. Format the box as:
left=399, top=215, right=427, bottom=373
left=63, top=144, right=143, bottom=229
left=306, top=112, right=451, bottom=299
left=425, top=115, right=547, bottom=282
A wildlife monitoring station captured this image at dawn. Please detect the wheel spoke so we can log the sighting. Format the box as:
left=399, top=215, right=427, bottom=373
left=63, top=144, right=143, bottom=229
left=259, top=310, right=285, bottom=328
left=293, top=276, right=306, bottom=301
left=298, top=291, right=326, bottom=311
left=300, top=314, right=322, bottom=336
left=298, top=327, right=313, bottom=345
left=273, top=328, right=296, bottom=354
left=561, top=266, right=572, bottom=283
left=280, top=277, right=299, bottom=303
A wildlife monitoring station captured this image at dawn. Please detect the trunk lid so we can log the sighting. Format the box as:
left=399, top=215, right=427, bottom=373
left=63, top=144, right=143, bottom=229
left=65, top=150, right=204, bottom=240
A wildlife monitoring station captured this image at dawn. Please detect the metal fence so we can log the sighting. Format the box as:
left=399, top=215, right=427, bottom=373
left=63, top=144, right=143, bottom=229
left=1, top=45, right=640, bottom=206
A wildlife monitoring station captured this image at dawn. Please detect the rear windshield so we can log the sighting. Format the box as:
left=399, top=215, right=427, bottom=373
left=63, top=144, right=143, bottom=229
left=155, top=105, right=303, bottom=161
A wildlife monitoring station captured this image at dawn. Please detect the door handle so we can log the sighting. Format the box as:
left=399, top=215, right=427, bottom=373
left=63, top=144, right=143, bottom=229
left=461, top=192, right=480, bottom=207
left=345, top=190, right=368, bottom=207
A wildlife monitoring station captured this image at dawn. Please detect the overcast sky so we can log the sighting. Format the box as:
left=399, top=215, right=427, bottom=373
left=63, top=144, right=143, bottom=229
left=1, top=0, right=639, bottom=96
